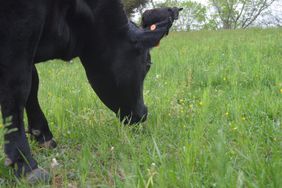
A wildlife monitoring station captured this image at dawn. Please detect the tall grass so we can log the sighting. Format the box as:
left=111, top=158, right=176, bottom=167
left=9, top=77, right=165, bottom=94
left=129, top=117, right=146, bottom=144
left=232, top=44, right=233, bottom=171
left=0, top=28, right=281, bottom=187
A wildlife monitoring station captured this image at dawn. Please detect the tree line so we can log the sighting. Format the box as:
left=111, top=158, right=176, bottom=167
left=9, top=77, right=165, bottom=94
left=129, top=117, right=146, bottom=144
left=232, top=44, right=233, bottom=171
left=123, top=0, right=282, bottom=31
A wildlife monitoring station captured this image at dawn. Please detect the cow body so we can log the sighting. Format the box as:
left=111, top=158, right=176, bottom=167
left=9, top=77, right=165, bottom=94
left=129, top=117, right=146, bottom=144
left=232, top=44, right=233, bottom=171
left=34, top=0, right=126, bottom=62
left=0, top=0, right=175, bottom=180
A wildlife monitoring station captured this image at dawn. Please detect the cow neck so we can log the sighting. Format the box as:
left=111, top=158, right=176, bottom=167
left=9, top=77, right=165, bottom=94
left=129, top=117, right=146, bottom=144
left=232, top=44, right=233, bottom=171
left=34, top=0, right=129, bottom=63
left=71, top=0, right=130, bottom=61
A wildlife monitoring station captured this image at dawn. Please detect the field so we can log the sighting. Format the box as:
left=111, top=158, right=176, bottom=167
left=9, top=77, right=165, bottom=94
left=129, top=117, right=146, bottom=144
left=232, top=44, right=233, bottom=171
left=0, top=28, right=282, bottom=187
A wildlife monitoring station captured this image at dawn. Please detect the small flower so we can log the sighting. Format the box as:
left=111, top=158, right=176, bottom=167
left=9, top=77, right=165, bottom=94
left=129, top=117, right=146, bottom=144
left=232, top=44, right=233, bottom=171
left=242, top=117, right=246, bottom=121
left=280, top=88, right=282, bottom=94
left=0, top=123, right=3, bottom=128
left=189, top=104, right=193, bottom=109
left=51, top=158, right=59, bottom=168
left=223, top=77, right=227, bottom=81
left=199, top=101, right=203, bottom=106
left=179, top=99, right=185, bottom=105
left=225, top=112, right=229, bottom=116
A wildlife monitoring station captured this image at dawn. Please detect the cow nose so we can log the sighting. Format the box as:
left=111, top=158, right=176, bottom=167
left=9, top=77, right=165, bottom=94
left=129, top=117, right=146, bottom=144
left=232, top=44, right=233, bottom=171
left=122, top=105, right=148, bottom=125
left=138, top=105, right=148, bottom=123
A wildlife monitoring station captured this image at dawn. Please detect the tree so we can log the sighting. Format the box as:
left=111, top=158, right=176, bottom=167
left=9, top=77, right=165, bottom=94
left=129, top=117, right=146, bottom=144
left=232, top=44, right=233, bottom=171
left=209, top=0, right=277, bottom=29
left=174, top=1, right=207, bottom=31
left=254, top=1, right=282, bottom=27
left=140, top=0, right=207, bottom=31
left=122, top=0, right=149, bottom=15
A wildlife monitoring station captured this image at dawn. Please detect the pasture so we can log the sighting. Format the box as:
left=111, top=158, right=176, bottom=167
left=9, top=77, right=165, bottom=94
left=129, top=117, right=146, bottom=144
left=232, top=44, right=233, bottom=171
left=0, top=28, right=281, bottom=187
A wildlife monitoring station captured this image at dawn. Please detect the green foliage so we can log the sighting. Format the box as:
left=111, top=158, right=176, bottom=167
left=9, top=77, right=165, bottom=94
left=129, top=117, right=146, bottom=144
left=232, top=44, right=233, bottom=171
left=154, top=1, right=207, bottom=31
left=122, top=0, right=148, bottom=15
left=177, top=1, right=207, bottom=31
left=0, top=28, right=281, bottom=187
left=209, top=0, right=276, bottom=29
left=141, top=0, right=277, bottom=30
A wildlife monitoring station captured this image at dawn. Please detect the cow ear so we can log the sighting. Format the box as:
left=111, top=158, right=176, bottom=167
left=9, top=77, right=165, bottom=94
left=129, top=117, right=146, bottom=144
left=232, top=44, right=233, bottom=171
left=129, top=19, right=173, bottom=49
left=179, top=8, right=184, bottom=11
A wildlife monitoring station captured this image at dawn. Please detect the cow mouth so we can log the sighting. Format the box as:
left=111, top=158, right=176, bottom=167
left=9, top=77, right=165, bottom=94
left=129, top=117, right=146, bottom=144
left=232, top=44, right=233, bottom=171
left=120, top=114, right=147, bottom=125
left=119, top=106, right=148, bottom=125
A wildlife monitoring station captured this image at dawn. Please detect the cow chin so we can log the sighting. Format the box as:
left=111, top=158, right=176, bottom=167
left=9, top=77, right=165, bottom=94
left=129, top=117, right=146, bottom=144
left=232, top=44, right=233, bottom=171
left=99, top=99, right=148, bottom=125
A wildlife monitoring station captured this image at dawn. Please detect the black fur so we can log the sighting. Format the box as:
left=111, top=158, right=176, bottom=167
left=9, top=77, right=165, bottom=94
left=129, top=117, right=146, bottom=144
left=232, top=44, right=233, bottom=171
left=0, top=0, right=174, bottom=177
left=142, top=7, right=183, bottom=28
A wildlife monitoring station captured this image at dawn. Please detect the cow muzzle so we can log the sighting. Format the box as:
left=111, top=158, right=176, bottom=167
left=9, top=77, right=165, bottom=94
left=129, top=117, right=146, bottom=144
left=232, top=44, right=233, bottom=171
left=120, top=105, right=148, bottom=125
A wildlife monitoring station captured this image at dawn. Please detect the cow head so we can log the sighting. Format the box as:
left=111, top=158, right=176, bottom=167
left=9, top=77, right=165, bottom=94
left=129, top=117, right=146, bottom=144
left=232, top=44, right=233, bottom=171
left=80, top=7, right=173, bottom=124
left=171, top=7, right=183, bottom=20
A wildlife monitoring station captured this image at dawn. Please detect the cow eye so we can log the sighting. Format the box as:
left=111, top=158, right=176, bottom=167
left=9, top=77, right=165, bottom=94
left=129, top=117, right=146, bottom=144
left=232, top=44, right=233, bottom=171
left=144, top=52, right=152, bottom=71
left=145, top=54, right=153, bottom=71
left=146, top=61, right=152, bottom=71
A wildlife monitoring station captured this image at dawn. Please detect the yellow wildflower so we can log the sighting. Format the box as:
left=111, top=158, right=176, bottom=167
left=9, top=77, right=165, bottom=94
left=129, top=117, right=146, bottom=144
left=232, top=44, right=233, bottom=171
left=280, top=88, right=282, bottom=94
left=225, top=112, right=229, bottom=116
left=199, top=101, right=203, bottom=106
left=179, top=99, right=185, bottom=105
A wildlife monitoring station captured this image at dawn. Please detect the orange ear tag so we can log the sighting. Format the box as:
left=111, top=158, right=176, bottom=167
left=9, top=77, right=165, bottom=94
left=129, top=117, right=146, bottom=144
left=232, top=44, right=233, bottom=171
left=150, top=24, right=160, bottom=47
left=150, top=24, right=157, bottom=31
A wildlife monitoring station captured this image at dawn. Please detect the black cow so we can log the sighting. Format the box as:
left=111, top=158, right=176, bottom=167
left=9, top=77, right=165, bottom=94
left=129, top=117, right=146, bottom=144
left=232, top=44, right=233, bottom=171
left=0, top=0, right=176, bottom=182
left=142, top=7, right=183, bottom=28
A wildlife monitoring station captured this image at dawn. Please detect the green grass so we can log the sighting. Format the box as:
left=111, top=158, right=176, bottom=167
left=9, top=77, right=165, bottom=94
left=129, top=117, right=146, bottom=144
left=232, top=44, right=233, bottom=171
left=0, top=28, right=282, bottom=187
